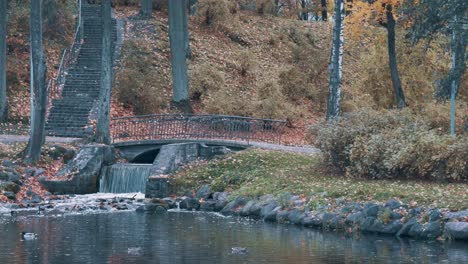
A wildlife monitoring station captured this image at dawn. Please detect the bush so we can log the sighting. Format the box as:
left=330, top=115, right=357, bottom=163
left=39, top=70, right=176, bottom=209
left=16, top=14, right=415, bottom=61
left=237, top=50, right=256, bottom=76
left=189, top=63, right=225, bottom=100
left=114, top=40, right=167, bottom=114
left=309, top=109, right=467, bottom=181
left=205, top=90, right=253, bottom=117
left=256, top=0, right=277, bottom=16
left=197, top=0, right=230, bottom=26
left=278, top=67, right=311, bottom=101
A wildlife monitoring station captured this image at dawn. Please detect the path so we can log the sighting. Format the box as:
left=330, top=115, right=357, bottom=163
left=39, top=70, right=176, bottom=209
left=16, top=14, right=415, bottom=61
left=0, top=135, right=81, bottom=144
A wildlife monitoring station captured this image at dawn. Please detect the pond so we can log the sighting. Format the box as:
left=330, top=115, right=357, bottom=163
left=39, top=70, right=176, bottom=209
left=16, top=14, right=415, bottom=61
left=0, top=211, right=466, bottom=264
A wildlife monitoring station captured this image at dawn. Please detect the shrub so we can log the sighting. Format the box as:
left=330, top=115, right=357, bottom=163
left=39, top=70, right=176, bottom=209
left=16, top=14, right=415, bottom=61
left=238, top=50, right=256, bottom=76
left=256, top=0, right=277, bottom=16
left=205, top=90, right=253, bottom=117
left=114, top=40, right=167, bottom=114
left=189, top=63, right=225, bottom=100
left=278, top=67, right=311, bottom=101
left=309, top=109, right=467, bottom=181
left=197, top=0, right=230, bottom=26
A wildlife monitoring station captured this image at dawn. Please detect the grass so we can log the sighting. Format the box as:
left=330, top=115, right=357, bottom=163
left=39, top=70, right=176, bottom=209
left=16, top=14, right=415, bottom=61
left=171, top=149, right=468, bottom=211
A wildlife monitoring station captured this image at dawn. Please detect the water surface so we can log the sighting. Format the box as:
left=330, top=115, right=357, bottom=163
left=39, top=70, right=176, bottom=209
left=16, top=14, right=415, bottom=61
left=0, top=211, right=466, bottom=264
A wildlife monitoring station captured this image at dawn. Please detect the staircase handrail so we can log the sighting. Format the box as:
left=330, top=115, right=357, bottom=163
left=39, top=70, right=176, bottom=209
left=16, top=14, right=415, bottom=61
left=46, top=0, right=83, bottom=117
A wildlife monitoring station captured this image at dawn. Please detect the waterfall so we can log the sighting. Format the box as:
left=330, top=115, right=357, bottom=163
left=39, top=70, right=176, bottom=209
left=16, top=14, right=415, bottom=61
left=99, top=164, right=153, bottom=193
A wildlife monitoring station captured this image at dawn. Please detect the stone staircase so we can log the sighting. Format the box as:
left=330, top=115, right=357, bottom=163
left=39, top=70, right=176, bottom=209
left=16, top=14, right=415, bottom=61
left=46, top=2, right=117, bottom=138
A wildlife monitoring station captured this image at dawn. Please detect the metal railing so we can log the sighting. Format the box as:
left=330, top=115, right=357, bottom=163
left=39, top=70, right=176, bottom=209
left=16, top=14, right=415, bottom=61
left=46, top=0, right=83, bottom=117
left=110, top=114, right=288, bottom=144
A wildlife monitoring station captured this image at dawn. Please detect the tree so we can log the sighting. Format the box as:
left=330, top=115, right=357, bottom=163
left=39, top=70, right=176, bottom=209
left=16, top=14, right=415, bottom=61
left=25, top=0, right=48, bottom=163
left=0, top=0, right=7, bottom=122
left=326, top=0, right=345, bottom=120
left=95, top=0, right=112, bottom=144
left=384, top=4, right=406, bottom=108
left=168, top=0, right=191, bottom=112
left=321, top=0, right=327, bottom=21
left=140, top=0, right=153, bottom=18
left=406, top=0, right=467, bottom=135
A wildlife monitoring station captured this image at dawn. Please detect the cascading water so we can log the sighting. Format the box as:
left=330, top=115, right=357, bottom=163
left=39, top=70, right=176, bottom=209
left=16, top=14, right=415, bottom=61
left=99, top=164, right=153, bottom=193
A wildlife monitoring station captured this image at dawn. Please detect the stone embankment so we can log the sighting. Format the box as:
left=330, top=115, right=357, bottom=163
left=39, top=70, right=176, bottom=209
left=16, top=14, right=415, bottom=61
left=139, top=185, right=468, bottom=242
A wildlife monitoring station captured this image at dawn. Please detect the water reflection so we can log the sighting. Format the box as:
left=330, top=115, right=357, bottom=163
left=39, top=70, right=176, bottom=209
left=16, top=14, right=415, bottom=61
left=0, top=212, right=466, bottom=263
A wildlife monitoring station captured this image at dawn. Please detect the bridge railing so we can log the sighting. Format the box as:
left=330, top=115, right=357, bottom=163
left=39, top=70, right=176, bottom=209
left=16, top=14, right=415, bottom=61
left=110, top=114, right=287, bottom=144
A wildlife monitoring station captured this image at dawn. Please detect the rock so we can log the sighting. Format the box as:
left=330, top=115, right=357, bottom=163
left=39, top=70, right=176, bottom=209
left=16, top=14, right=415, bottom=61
left=40, top=145, right=115, bottom=194
left=360, top=217, right=379, bottom=232
left=445, top=222, right=468, bottom=241
left=116, top=204, right=128, bottom=210
left=231, top=247, right=248, bottom=255
left=1, top=159, right=14, bottom=167
left=0, top=181, right=21, bottom=193
left=179, top=197, right=200, bottom=211
left=221, top=196, right=248, bottom=216
left=162, top=197, right=176, bottom=209
left=47, top=145, right=68, bottom=159
left=302, top=214, right=322, bottom=227
left=409, top=222, right=442, bottom=240
left=384, top=199, right=401, bottom=210
left=195, top=185, right=212, bottom=200
left=328, top=215, right=345, bottom=230
left=364, top=205, right=380, bottom=217
left=263, top=207, right=281, bottom=222
left=381, top=220, right=403, bottom=234
left=213, top=192, right=229, bottom=201
left=444, top=210, right=468, bottom=220
left=396, top=217, right=417, bottom=237
left=63, top=149, right=76, bottom=164
left=200, top=201, right=217, bottom=211
left=0, top=172, right=9, bottom=181
left=322, top=213, right=336, bottom=226
left=276, top=210, right=290, bottom=223
left=136, top=204, right=167, bottom=213
left=287, top=209, right=305, bottom=225
left=240, top=200, right=257, bottom=217
left=214, top=200, right=228, bottom=212
left=346, top=212, right=364, bottom=225
left=428, top=209, right=441, bottom=222
left=150, top=198, right=169, bottom=209
left=390, top=212, right=402, bottom=220
left=3, top=191, right=16, bottom=200
left=26, top=168, right=45, bottom=178
left=260, top=201, right=279, bottom=219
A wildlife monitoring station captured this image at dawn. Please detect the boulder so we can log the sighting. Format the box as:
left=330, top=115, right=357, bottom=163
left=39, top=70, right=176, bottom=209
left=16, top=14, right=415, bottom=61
left=346, top=212, right=364, bottom=225
left=408, top=222, right=442, bottom=240
left=396, top=217, right=417, bottom=237
left=445, top=222, right=468, bottom=241
left=444, top=210, right=468, bottom=220
left=260, top=201, right=279, bottom=219
left=136, top=204, right=167, bottom=213
left=428, top=209, right=441, bottom=222
left=287, top=209, right=305, bottom=225
left=0, top=181, right=21, bottom=193
left=3, top=191, right=16, bottom=200
left=200, top=201, right=217, bottom=211
left=195, top=185, right=212, bottom=200
left=179, top=197, right=200, bottom=210
left=213, top=192, right=229, bottom=201
left=384, top=199, right=401, bottom=210
left=381, top=220, right=403, bottom=234
left=214, top=200, right=228, bottom=212
left=1, top=159, right=14, bottom=167
left=221, top=196, right=248, bottom=216
left=162, top=197, right=176, bottom=209
left=263, top=207, right=281, bottom=222
left=364, top=204, right=380, bottom=217
left=276, top=210, right=290, bottom=223
left=40, top=145, right=115, bottom=194
left=302, top=214, right=323, bottom=227
left=150, top=198, right=169, bottom=209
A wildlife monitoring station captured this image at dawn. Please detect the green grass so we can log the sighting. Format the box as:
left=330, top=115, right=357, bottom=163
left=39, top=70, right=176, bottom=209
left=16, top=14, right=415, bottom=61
left=171, top=149, right=468, bottom=211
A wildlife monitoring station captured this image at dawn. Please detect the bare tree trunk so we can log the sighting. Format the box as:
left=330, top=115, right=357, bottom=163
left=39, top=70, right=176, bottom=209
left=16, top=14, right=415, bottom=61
left=169, top=0, right=191, bottom=112
left=321, top=0, right=327, bottom=21
left=95, top=0, right=112, bottom=144
left=0, top=0, right=7, bottom=122
left=386, top=4, right=406, bottom=109
left=25, top=0, right=48, bottom=163
left=189, top=0, right=197, bottom=15
left=140, top=0, right=152, bottom=18
left=450, top=14, right=465, bottom=137
left=326, top=0, right=344, bottom=121
left=182, top=0, right=192, bottom=59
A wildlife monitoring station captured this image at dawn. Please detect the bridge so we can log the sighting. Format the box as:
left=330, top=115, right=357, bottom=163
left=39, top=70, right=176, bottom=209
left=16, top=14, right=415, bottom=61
left=110, top=114, right=289, bottom=162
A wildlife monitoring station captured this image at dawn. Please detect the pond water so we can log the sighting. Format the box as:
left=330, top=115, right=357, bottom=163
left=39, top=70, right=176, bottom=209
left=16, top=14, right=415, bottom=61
left=0, top=211, right=467, bottom=264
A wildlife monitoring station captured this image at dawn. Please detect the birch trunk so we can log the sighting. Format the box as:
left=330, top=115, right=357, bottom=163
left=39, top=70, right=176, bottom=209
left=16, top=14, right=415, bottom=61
left=450, top=14, right=465, bottom=136
left=0, top=0, right=7, bottom=122
left=95, top=0, right=112, bottom=144
left=25, top=0, right=48, bottom=162
left=169, top=0, right=191, bottom=112
left=326, top=0, right=344, bottom=121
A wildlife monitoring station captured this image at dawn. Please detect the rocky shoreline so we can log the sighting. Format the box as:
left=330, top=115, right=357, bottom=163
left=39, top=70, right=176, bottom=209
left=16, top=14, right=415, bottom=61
left=1, top=184, right=467, bottom=242
left=143, top=185, right=468, bottom=242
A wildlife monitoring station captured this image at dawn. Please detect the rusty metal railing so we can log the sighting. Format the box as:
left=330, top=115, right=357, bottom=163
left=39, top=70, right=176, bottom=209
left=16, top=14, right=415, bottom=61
left=110, top=114, right=287, bottom=144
